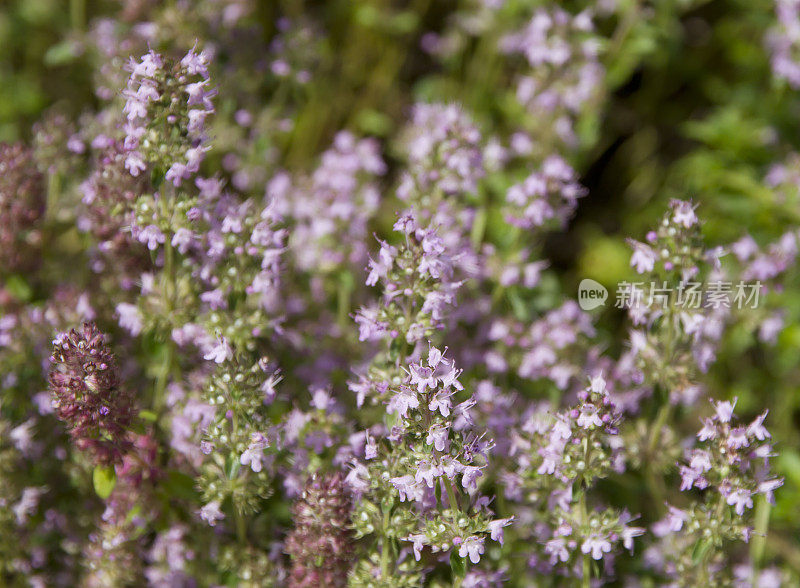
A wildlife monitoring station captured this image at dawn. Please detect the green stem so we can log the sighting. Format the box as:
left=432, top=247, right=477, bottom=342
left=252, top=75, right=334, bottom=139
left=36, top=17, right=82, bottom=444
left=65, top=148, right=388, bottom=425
left=153, top=342, right=172, bottom=416
left=70, top=0, right=85, bottom=32
left=607, top=0, right=639, bottom=60
left=380, top=506, right=391, bottom=580
left=644, top=400, right=671, bottom=512
left=647, top=403, right=671, bottom=456
left=235, top=508, right=246, bottom=543
left=582, top=554, right=590, bottom=588
left=579, top=491, right=590, bottom=588
left=445, top=478, right=459, bottom=512
left=750, top=496, right=771, bottom=579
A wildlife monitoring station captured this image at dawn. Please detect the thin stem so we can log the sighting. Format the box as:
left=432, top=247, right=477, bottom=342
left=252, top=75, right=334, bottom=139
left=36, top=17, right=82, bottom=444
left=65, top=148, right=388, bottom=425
left=380, top=506, right=391, bottom=579
left=445, top=478, right=459, bottom=512
left=153, top=342, right=172, bottom=416
left=579, top=490, right=590, bottom=588
left=647, top=403, right=672, bottom=456
left=70, top=0, right=85, bottom=32
left=750, top=495, right=772, bottom=580
left=582, top=553, right=590, bottom=588
left=235, top=508, right=247, bottom=543
left=645, top=402, right=671, bottom=512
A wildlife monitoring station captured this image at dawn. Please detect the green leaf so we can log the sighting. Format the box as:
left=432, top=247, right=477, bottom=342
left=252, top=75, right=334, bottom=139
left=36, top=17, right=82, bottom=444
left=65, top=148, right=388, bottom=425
left=449, top=549, right=467, bottom=580
left=93, top=466, right=117, bottom=499
left=162, top=470, right=199, bottom=501
left=225, top=453, right=241, bottom=479
left=138, top=410, right=158, bottom=422
left=5, top=275, right=33, bottom=302
left=44, top=40, right=80, bottom=66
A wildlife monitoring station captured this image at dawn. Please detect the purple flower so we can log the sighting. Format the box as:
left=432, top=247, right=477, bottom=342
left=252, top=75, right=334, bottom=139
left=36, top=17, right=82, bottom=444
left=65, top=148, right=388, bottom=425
left=405, top=534, right=427, bottom=561
left=581, top=534, right=612, bottom=560
left=689, top=450, right=712, bottom=473
left=671, top=199, right=698, bottom=228
left=387, top=387, right=420, bottom=418
left=125, top=152, right=146, bottom=175
left=714, top=399, right=737, bottom=423
left=409, top=362, right=437, bottom=393
left=545, top=538, right=570, bottom=564
left=697, top=418, right=717, bottom=441
left=759, top=478, right=784, bottom=503
left=576, top=403, right=602, bottom=429
left=461, top=465, right=484, bottom=491
left=747, top=411, right=771, bottom=441
left=426, top=425, right=449, bottom=452
left=390, top=475, right=422, bottom=503
left=240, top=433, right=269, bottom=472
left=199, top=501, right=225, bottom=527
left=116, top=302, right=143, bottom=336
left=487, top=517, right=514, bottom=545
left=414, top=461, right=442, bottom=488
left=727, top=427, right=750, bottom=450
left=204, top=337, right=233, bottom=364
left=629, top=240, right=657, bottom=273
left=458, top=535, right=485, bottom=564
left=428, top=389, right=453, bottom=417
left=621, top=524, right=645, bottom=552
left=136, top=224, right=166, bottom=251
left=726, top=488, right=754, bottom=516
left=165, top=162, right=190, bottom=186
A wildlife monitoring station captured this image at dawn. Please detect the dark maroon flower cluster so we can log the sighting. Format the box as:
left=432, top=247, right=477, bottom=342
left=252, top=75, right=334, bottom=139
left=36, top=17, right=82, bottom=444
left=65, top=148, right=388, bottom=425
left=285, top=471, right=355, bottom=588
left=48, top=322, right=134, bottom=465
left=0, top=142, right=45, bottom=273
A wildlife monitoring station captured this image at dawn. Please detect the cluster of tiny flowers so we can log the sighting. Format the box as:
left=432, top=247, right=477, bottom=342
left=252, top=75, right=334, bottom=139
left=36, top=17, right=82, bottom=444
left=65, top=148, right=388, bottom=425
left=355, top=213, right=462, bottom=345
left=267, top=18, right=323, bottom=86
left=679, top=399, right=782, bottom=517
left=485, top=301, right=596, bottom=390
left=735, top=229, right=799, bottom=285
left=506, top=375, right=642, bottom=578
left=188, top=190, right=287, bottom=347
left=349, top=346, right=502, bottom=579
left=767, top=0, right=800, bottom=87
left=626, top=199, right=704, bottom=283
left=646, top=400, right=782, bottom=584
left=198, top=352, right=280, bottom=517
left=0, top=142, right=45, bottom=273
left=122, top=47, right=215, bottom=183
left=48, top=323, right=135, bottom=465
left=397, top=103, right=485, bottom=200
left=621, top=200, right=725, bottom=403
left=284, top=472, right=355, bottom=588
left=729, top=225, right=799, bottom=345
left=503, top=155, right=586, bottom=230
left=82, top=434, right=159, bottom=587
left=500, top=8, right=603, bottom=148
left=269, top=131, right=385, bottom=274
left=79, top=141, right=150, bottom=288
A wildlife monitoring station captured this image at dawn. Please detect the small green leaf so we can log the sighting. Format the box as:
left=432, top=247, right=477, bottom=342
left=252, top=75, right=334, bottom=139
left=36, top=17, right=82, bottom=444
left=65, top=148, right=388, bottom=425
left=93, top=465, right=117, bottom=499
left=44, top=40, right=80, bottom=66
left=5, top=275, right=33, bottom=301
left=162, top=471, right=199, bottom=501
left=225, top=453, right=241, bottom=479
left=450, top=549, right=467, bottom=579
left=138, top=410, right=158, bottom=422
